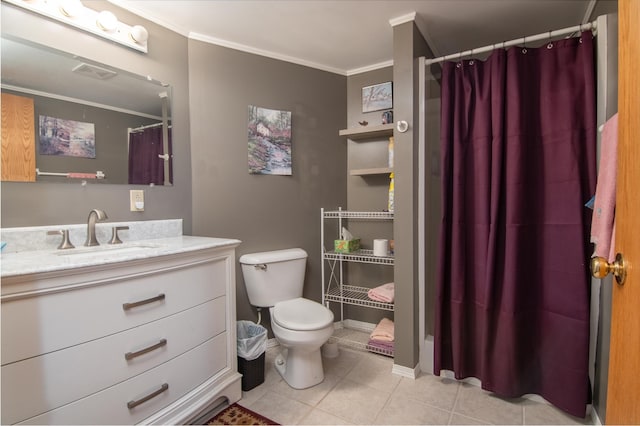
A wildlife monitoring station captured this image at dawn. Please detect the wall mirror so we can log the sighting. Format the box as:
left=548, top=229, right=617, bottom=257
left=1, top=35, right=173, bottom=185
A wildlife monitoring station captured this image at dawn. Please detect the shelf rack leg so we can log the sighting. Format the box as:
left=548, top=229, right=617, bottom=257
left=321, top=207, right=326, bottom=308
left=338, top=206, right=344, bottom=324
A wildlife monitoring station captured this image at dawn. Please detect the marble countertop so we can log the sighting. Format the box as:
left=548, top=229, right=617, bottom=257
left=1, top=235, right=241, bottom=278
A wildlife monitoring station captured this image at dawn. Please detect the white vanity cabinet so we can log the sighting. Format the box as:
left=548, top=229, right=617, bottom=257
left=1, top=241, right=242, bottom=425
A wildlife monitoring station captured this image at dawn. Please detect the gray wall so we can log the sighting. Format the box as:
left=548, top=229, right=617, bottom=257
left=345, top=67, right=395, bottom=325
left=342, top=23, right=433, bottom=369
left=187, top=39, right=347, bottom=328
left=0, top=2, right=192, bottom=231
left=424, top=74, right=442, bottom=339
left=392, top=22, right=433, bottom=369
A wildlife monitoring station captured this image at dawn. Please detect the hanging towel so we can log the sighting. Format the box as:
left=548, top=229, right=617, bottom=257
left=367, top=282, right=395, bottom=303
left=370, top=317, right=394, bottom=342
left=590, top=113, right=618, bottom=262
left=68, top=172, right=97, bottom=179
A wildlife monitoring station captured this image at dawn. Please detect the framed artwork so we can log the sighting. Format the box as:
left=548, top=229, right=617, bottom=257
left=362, top=81, right=393, bottom=113
left=39, top=115, right=96, bottom=158
left=247, top=105, right=292, bottom=175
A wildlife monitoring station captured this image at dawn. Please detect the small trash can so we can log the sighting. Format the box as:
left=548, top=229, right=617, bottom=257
left=236, top=320, right=267, bottom=391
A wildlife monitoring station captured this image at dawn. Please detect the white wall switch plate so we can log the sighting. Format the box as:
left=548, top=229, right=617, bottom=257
left=130, top=190, right=144, bottom=212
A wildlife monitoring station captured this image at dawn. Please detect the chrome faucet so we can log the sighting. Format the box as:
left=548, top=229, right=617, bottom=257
left=84, top=209, right=108, bottom=246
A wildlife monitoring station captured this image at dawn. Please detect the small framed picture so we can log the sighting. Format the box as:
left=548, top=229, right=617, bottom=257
left=362, top=81, right=393, bottom=113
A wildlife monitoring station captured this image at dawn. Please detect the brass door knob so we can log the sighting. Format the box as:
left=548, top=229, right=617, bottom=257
left=591, top=253, right=626, bottom=285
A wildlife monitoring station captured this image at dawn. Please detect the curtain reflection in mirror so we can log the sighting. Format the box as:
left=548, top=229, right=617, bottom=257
left=128, top=124, right=172, bottom=185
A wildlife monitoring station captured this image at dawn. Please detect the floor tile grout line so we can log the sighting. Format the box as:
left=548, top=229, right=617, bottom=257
left=310, top=370, right=349, bottom=409
left=447, top=380, right=462, bottom=425
left=372, top=386, right=395, bottom=424
left=291, top=400, right=317, bottom=425
left=259, top=341, right=592, bottom=426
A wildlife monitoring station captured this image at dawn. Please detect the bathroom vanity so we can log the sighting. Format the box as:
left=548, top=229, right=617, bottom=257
left=1, top=220, right=242, bottom=425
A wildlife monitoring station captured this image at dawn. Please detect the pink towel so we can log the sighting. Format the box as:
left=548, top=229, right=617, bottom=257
left=590, top=114, right=618, bottom=262
left=366, top=339, right=394, bottom=356
left=370, top=318, right=394, bottom=342
left=368, top=282, right=395, bottom=303
left=67, top=172, right=97, bottom=179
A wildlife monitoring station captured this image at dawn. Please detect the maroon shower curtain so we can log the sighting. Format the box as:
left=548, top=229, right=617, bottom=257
left=128, top=126, right=173, bottom=185
left=435, top=33, right=596, bottom=417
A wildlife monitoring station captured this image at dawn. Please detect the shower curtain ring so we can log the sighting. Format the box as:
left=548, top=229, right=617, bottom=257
left=522, top=36, right=527, bottom=54
left=547, top=30, right=553, bottom=49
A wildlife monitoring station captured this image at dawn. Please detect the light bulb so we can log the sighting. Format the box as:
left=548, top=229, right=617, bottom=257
left=129, top=25, right=149, bottom=43
left=59, top=0, right=84, bottom=17
left=96, top=10, right=118, bottom=32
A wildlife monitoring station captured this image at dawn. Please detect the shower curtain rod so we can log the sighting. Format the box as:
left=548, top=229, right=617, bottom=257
left=129, top=122, right=172, bottom=132
left=424, top=20, right=597, bottom=66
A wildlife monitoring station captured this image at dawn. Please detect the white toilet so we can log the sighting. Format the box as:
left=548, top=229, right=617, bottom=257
left=239, top=248, right=334, bottom=389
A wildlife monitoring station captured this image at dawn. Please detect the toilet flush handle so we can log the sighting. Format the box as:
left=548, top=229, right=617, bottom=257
left=254, top=264, right=267, bottom=270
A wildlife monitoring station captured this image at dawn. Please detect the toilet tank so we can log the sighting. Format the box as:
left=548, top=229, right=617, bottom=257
left=239, top=248, right=308, bottom=308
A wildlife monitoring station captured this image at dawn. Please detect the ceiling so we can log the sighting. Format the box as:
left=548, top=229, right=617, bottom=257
left=109, top=0, right=617, bottom=75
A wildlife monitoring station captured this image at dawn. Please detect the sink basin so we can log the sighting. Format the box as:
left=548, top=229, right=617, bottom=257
left=55, top=243, right=163, bottom=258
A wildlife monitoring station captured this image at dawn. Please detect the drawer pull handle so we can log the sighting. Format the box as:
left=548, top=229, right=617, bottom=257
left=122, top=293, right=165, bottom=311
left=127, top=383, right=169, bottom=410
left=125, top=338, right=167, bottom=360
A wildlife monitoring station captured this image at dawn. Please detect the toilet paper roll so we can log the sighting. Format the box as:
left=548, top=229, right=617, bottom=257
left=373, top=239, right=389, bottom=257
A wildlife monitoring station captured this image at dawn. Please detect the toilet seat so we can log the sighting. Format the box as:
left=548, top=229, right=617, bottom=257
left=272, top=298, right=333, bottom=331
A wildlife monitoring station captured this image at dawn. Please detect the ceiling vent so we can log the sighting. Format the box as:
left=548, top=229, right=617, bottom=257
left=72, top=63, right=118, bottom=80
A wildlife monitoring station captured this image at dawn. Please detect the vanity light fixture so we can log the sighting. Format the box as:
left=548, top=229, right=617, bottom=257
left=58, top=0, right=83, bottom=17
left=129, top=25, right=149, bottom=44
left=5, top=0, right=149, bottom=53
left=96, top=10, right=118, bottom=32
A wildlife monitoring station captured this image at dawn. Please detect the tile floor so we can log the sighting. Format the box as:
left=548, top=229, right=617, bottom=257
left=239, top=338, right=593, bottom=425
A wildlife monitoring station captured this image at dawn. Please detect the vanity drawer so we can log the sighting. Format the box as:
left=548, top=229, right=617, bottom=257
left=19, top=333, right=228, bottom=425
left=2, top=256, right=228, bottom=365
left=2, top=297, right=226, bottom=425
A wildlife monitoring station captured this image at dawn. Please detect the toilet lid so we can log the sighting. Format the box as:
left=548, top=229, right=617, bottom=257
left=272, top=298, right=334, bottom=331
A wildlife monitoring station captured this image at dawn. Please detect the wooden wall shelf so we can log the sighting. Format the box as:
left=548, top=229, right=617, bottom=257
left=350, top=167, right=393, bottom=176
left=339, top=123, right=394, bottom=140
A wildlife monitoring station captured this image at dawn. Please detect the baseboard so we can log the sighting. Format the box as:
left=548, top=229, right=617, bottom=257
left=591, top=406, right=602, bottom=426
left=392, top=362, right=420, bottom=379
left=420, top=335, right=434, bottom=375
left=340, top=318, right=376, bottom=332
left=144, top=370, right=242, bottom=425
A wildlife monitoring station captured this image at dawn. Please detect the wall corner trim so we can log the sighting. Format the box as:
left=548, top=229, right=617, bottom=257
left=591, top=407, right=603, bottom=426
left=392, top=362, right=420, bottom=379
left=389, top=12, right=416, bottom=27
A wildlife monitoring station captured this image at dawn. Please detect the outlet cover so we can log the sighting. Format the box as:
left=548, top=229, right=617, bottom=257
left=130, top=190, right=144, bottom=212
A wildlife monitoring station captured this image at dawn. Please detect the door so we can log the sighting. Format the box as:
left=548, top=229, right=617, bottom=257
left=605, top=0, right=640, bottom=423
left=1, top=92, right=36, bottom=182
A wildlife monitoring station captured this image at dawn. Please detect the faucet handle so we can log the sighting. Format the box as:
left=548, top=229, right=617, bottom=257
left=47, top=230, right=75, bottom=250
left=109, top=226, right=129, bottom=245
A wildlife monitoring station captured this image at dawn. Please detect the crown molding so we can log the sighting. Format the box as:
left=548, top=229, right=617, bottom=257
left=189, top=32, right=347, bottom=76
